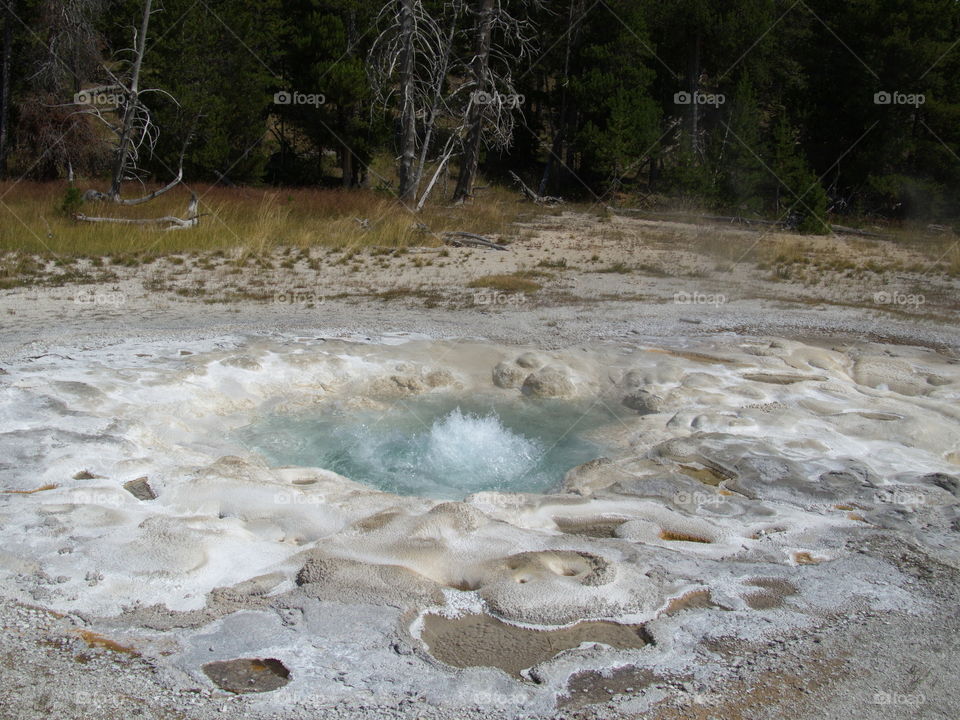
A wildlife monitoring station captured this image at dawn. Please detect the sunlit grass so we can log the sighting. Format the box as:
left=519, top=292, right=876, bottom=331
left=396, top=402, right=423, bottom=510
left=467, top=273, right=542, bottom=293
left=0, top=180, right=527, bottom=259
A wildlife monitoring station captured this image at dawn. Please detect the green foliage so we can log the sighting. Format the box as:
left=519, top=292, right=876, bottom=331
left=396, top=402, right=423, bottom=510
left=145, top=0, right=285, bottom=183
left=58, top=185, right=84, bottom=218
left=867, top=174, right=958, bottom=219
left=2, top=0, right=959, bottom=222
left=770, top=118, right=829, bottom=234
left=270, top=0, right=384, bottom=187
left=661, top=140, right=717, bottom=201
left=568, top=1, right=660, bottom=190
left=717, top=74, right=767, bottom=215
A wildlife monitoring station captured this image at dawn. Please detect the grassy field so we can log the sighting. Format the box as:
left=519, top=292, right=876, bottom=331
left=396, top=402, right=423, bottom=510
left=1, top=180, right=957, bottom=293
left=0, top=180, right=540, bottom=259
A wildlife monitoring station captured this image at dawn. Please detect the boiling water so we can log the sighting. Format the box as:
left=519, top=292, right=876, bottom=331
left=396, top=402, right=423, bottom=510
left=236, top=395, right=621, bottom=499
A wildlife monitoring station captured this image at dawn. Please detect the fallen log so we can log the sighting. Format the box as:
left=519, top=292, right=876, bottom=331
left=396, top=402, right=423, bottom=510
left=442, top=231, right=508, bottom=250
left=509, top=171, right=563, bottom=205
left=74, top=214, right=199, bottom=230
left=370, top=245, right=442, bottom=254
left=76, top=193, right=200, bottom=231
left=829, top=224, right=886, bottom=239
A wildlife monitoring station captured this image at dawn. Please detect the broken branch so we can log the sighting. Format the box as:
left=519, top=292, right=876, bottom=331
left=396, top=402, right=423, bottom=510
left=442, top=231, right=508, bottom=250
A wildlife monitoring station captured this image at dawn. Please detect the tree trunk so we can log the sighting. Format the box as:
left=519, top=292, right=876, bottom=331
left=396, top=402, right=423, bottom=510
left=417, top=135, right=456, bottom=211
left=0, top=1, right=13, bottom=178
left=453, top=0, right=495, bottom=203
left=688, top=31, right=701, bottom=156
left=413, top=0, right=460, bottom=203
left=397, top=0, right=418, bottom=204
left=341, top=144, right=353, bottom=188
left=109, top=0, right=152, bottom=202
left=539, top=0, right=581, bottom=196
left=342, top=7, right=359, bottom=189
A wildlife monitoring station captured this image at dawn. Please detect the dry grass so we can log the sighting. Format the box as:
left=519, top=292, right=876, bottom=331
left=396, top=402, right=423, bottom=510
left=665, top=214, right=960, bottom=278
left=942, top=241, right=960, bottom=276
left=0, top=181, right=526, bottom=258
left=467, top=273, right=542, bottom=293
left=593, top=261, right=633, bottom=274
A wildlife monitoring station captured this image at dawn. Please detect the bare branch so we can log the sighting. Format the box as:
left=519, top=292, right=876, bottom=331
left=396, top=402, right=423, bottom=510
left=76, top=192, right=200, bottom=230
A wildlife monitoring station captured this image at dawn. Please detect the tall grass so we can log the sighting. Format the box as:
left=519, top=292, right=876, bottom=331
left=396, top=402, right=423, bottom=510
left=0, top=181, right=526, bottom=258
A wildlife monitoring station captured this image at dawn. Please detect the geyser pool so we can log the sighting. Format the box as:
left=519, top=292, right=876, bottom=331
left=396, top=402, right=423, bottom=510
left=236, top=394, right=622, bottom=499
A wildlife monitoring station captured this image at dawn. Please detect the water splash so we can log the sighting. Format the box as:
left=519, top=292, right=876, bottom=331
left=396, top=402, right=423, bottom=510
left=237, top=395, right=616, bottom=499
left=421, top=408, right=543, bottom=491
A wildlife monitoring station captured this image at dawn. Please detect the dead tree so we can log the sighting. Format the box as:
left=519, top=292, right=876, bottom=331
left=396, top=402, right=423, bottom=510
left=0, top=0, right=13, bottom=176
left=15, top=0, right=111, bottom=179
left=509, top=170, right=562, bottom=205
left=370, top=0, right=533, bottom=209
left=369, top=0, right=464, bottom=208
left=76, top=192, right=200, bottom=230
left=413, top=0, right=463, bottom=208
left=452, top=0, right=495, bottom=203
left=396, top=0, right=417, bottom=202
left=452, top=0, right=536, bottom=203
left=75, top=0, right=185, bottom=206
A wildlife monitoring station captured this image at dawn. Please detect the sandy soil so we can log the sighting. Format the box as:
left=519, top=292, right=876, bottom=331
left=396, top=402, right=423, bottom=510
left=0, top=214, right=958, bottom=720
left=1, top=212, right=958, bottom=357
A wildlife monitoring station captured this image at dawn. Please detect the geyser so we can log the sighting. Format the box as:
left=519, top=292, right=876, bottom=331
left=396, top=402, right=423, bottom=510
left=236, top=394, right=620, bottom=499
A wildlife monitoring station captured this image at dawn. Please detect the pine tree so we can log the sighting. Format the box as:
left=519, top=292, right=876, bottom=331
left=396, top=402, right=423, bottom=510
left=717, top=73, right=766, bottom=216
left=564, top=0, right=660, bottom=195
left=275, top=0, right=381, bottom=187
left=146, top=0, right=284, bottom=183
left=769, top=116, right=829, bottom=234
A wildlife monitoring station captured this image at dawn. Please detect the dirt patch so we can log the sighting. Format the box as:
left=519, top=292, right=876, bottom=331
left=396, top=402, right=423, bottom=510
left=553, top=516, right=626, bottom=538
left=420, top=613, right=652, bottom=678
left=561, top=664, right=658, bottom=708
left=742, top=373, right=827, bottom=384
left=122, top=477, right=157, bottom=501
left=202, top=658, right=291, bottom=694
left=743, top=577, right=799, bottom=610
left=678, top=464, right=730, bottom=486
left=661, top=589, right=718, bottom=617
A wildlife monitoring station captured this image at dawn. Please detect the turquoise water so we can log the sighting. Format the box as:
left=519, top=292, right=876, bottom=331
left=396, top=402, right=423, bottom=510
left=236, top=394, right=622, bottom=499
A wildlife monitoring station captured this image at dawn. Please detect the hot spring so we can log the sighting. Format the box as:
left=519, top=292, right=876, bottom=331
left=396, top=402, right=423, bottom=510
left=3, top=333, right=959, bottom=714
left=235, top=394, right=624, bottom=499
